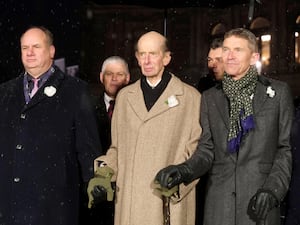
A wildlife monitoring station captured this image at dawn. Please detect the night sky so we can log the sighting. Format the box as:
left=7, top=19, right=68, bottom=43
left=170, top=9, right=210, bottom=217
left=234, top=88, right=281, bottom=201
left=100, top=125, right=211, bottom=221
left=0, top=0, right=80, bottom=83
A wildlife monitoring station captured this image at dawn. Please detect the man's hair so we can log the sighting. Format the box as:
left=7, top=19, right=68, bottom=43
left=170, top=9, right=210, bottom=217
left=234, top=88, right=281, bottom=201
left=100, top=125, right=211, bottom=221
left=21, top=25, right=54, bottom=46
left=224, top=28, right=258, bottom=52
left=101, top=56, right=129, bottom=74
left=210, top=38, right=223, bottom=50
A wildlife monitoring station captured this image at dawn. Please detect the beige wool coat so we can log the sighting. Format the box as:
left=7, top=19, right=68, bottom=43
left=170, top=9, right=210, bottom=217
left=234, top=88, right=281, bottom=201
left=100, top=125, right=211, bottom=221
left=97, top=74, right=202, bottom=225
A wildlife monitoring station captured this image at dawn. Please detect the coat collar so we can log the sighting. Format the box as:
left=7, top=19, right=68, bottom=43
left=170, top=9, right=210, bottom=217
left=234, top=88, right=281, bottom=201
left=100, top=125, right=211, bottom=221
left=127, top=73, right=184, bottom=122
left=22, top=66, right=65, bottom=112
left=213, top=75, right=272, bottom=130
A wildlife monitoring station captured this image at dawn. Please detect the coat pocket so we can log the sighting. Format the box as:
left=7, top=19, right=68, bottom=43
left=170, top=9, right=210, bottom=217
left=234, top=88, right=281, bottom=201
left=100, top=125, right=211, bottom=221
left=259, top=162, right=273, bottom=174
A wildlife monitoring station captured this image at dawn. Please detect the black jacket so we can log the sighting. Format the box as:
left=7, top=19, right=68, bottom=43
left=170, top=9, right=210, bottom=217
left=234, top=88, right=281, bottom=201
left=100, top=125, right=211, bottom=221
left=0, top=66, right=101, bottom=225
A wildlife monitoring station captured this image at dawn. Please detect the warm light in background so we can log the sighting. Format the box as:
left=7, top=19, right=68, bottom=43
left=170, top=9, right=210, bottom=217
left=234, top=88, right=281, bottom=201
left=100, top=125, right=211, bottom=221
left=261, top=34, right=271, bottom=66
left=296, top=32, right=300, bottom=63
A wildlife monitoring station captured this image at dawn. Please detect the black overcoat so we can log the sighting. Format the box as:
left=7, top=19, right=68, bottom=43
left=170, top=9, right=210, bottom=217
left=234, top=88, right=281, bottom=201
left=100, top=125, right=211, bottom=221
left=93, top=92, right=112, bottom=153
left=0, top=66, right=101, bottom=225
left=284, top=105, right=300, bottom=225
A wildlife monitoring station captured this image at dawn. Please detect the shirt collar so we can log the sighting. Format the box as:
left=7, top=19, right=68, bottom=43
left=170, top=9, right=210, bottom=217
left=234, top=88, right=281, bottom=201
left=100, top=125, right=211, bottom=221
left=104, top=92, right=115, bottom=111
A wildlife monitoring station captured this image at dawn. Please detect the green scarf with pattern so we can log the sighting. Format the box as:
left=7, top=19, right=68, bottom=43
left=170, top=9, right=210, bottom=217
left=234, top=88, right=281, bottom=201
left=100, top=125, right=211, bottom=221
left=222, top=65, right=258, bottom=153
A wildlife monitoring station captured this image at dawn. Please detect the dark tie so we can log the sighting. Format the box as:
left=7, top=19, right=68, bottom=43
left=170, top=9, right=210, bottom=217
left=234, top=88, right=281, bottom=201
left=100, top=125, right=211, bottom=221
left=107, top=100, right=115, bottom=120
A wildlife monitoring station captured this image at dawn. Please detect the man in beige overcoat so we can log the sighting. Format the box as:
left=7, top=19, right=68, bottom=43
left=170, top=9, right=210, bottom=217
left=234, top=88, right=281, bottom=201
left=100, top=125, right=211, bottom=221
left=88, top=31, right=202, bottom=225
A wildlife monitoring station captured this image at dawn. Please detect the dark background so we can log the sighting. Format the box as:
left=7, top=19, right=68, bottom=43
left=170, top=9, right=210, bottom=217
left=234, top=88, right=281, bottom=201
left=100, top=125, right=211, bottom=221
left=0, top=0, right=81, bottom=83
left=0, top=0, right=248, bottom=83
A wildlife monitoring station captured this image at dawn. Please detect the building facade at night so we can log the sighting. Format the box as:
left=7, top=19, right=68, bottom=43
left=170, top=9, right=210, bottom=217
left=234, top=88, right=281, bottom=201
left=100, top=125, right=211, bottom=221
left=81, top=0, right=300, bottom=98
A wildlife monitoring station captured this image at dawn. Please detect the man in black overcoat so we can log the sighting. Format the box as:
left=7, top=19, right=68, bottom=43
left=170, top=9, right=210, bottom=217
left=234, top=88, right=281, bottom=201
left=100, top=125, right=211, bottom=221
left=0, top=26, right=101, bottom=225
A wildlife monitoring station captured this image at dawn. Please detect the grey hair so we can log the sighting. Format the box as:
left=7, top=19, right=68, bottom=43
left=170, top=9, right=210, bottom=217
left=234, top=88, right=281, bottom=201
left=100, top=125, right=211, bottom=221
left=101, top=56, right=129, bottom=74
left=224, top=28, right=258, bottom=53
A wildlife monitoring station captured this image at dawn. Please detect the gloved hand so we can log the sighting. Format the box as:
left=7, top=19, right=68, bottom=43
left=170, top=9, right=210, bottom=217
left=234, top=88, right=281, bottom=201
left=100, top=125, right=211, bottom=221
left=153, top=180, right=179, bottom=197
left=248, top=189, right=278, bottom=221
left=155, top=163, right=193, bottom=189
left=87, top=165, right=115, bottom=208
left=90, top=185, right=107, bottom=205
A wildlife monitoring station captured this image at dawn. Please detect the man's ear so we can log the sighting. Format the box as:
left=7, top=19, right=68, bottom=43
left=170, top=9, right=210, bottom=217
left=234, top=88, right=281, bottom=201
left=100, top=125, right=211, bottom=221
left=163, top=51, right=171, bottom=66
left=125, top=73, right=130, bottom=84
left=99, top=72, right=104, bottom=84
left=250, top=52, right=260, bottom=65
left=135, top=52, right=142, bottom=67
left=50, top=45, right=55, bottom=59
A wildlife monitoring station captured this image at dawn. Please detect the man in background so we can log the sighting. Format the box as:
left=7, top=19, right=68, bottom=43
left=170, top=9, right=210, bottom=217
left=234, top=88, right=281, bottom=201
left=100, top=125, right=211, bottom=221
left=80, top=56, right=130, bottom=225
left=198, top=38, right=224, bottom=93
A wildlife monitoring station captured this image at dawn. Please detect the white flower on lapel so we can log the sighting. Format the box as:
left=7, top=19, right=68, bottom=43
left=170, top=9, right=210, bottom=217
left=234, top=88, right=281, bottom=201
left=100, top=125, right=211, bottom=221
left=166, top=95, right=179, bottom=108
left=44, top=86, right=56, bottom=97
left=266, top=86, right=275, bottom=98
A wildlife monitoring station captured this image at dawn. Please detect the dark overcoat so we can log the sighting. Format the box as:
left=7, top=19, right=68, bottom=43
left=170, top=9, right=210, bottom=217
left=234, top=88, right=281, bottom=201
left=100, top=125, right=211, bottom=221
left=93, top=92, right=111, bottom=153
left=284, top=105, right=300, bottom=225
left=79, top=92, right=114, bottom=225
left=0, top=66, right=101, bottom=225
left=187, top=75, right=294, bottom=225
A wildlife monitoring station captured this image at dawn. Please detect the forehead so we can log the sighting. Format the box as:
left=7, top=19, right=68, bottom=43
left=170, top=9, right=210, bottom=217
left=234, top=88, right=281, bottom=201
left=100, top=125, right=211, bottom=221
left=208, top=47, right=222, bottom=58
left=223, top=36, right=249, bottom=49
left=21, top=28, right=46, bottom=44
left=137, top=34, right=164, bottom=52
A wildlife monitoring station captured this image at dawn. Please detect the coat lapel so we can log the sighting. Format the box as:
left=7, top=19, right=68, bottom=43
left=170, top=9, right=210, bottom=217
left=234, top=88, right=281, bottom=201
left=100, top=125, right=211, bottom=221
left=213, top=87, right=230, bottom=129
left=22, top=67, right=64, bottom=112
left=127, top=80, right=149, bottom=121
left=253, top=78, right=269, bottom=114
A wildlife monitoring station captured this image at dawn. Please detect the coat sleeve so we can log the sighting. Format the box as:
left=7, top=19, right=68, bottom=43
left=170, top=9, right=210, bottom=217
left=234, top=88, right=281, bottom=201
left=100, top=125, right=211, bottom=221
left=262, top=82, right=294, bottom=201
left=184, top=91, right=215, bottom=181
left=75, top=84, right=102, bottom=182
left=173, top=89, right=203, bottom=202
left=95, top=91, right=120, bottom=181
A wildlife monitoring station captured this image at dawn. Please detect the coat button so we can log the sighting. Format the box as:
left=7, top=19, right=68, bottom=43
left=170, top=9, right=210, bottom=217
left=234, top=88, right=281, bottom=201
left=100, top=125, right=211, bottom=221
left=20, top=114, right=26, bottom=119
left=13, top=177, right=20, bottom=183
left=232, top=192, right=236, bottom=197
left=16, top=144, right=22, bottom=150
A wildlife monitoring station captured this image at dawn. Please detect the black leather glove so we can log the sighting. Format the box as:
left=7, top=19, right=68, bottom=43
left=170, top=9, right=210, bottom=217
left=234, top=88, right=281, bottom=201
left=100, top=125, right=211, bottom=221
left=155, top=163, right=193, bottom=189
left=87, top=165, right=115, bottom=208
left=248, top=189, right=278, bottom=221
left=91, top=185, right=107, bottom=205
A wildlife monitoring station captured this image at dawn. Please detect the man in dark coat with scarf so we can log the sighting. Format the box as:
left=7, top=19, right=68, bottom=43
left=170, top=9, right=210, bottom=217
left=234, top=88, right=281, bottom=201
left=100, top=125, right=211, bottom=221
left=0, top=26, right=101, bottom=225
left=155, top=28, right=294, bottom=225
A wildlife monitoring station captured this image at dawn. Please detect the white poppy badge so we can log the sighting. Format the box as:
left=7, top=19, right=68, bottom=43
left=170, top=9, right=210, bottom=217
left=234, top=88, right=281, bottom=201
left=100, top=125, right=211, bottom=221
left=166, top=95, right=179, bottom=108
left=266, top=86, right=275, bottom=98
left=44, top=86, right=57, bottom=97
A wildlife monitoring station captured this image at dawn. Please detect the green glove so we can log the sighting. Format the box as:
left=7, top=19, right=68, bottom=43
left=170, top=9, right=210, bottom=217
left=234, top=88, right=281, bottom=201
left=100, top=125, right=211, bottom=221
left=87, top=165, right=114, bottom=208
left=154, top=180, right=179, bottom=197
